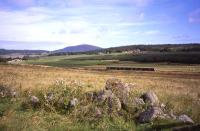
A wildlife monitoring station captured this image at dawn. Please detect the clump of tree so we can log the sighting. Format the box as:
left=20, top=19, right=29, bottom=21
left=0, top=57, right=12, bottom=63
left=99, top=43, right=200, bottom=53
left=119, top=52, right=200, bottom=64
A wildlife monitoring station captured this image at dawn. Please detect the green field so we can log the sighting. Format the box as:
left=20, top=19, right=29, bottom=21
left=23, top=53, right=200, bottom=72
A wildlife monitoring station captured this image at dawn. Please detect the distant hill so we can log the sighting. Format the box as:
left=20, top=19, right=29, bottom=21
left=54, top=44, right=102, bottom=53
left=96, top=43, right=200, bottom=53
left=0, top=49, right=48, bottom=55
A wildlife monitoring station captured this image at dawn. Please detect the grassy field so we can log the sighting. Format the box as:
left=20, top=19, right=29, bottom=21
left=23, top=54, right=200, bottom=72
left=0, top=64, right=200, bottom=130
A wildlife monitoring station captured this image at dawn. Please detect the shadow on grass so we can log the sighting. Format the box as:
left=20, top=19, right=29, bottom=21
left=146, top=122, right=193, bottom=131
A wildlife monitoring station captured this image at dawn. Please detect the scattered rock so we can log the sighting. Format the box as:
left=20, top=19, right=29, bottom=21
left=138, top=106, right=164, bottom=123
left=30, top=96, right=40, bottom=107
left=105, top=78, right=131, bottom=103
left=45, top=92, right=54, bottom=102
left=169, top=110, right=177, bottom=120
left=133, top=97, right=145, bottom=105
left=69, top=98, right=78, bottom=107
left=141, top=91, right=159, bottom=106
left=178, top=114, right=194, bottom=124
left=108, top=95, right=122, bottom=112
left=95, top=90, right=113, bottom=102
left=93, top=90, right=122, bottom=112
left=122, top=97, right=145, bottom=113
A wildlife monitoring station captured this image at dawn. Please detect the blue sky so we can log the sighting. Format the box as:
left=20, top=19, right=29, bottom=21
left=0, top=0, right=200, bottom=50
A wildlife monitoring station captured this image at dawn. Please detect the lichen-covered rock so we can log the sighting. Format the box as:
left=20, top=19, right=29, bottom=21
left=95, top=90, right=113, bottom=102
left=178, top=114, right=194, bottom=124
left=105, top=78, right=132, bottom=103
left=169, top=111, right=177, bottom=120
left=122, top=97, right=145, bottom=113
left=138, top=106, right=164, bottom=123
left=108, top=95, right=122, bottom=112
left=133, top=97, right=145, bottom=105
left=92, top=89, right=122, bottom=112
left=141, top=91, right=159, bottom=106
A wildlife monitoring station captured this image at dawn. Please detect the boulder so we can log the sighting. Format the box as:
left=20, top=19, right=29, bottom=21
left=105, top=78, right=131, bottom=103
left=141, top=91, right=159, bottom=106
left=108, top=95, right=122, bottom=112
left=95, top=90, right=113, bottom=102
left=93, top=90, right=121, bottom=112
left=138, top=106, right=165, bottom=123
left=178, top=114, right=194, bottom=124
left=133, top=97, right=145, bottom=105
left=122, top=97, right=145, bottom=113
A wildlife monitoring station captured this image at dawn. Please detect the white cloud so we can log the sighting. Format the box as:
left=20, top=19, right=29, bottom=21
left=144, top=30, right=159, bottom=35
left=189, top=8, right=200, bottom=23
left=0, top=0, right=164, bottom=49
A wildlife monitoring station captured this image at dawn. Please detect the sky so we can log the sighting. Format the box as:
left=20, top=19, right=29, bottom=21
left=0, top=0, right=200, bottom=50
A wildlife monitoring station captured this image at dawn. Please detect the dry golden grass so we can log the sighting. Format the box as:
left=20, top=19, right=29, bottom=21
left=0, top=64, right=200, bottom=122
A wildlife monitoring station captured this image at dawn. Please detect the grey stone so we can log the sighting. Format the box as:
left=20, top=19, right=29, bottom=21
left=122, top=97, right=145, bottom=113
left=169, top=111, right=177, bottom=120
left=133, top=97, right=145, bottom=105
left=46, top=92, right=54, bottom=102
left=94, top=89, right=121, bottom=112
left=30, top=96, right=40, bottom=107
left=105, top=78, right=131, bottom=103
left=178, top=114, right=194, bottom=124
left=108, top=95, right=122, bottom=112
left=96, top=90, right=113, bottom=102
left=138, top=106, right=164, bottom=123
left=141, top=91, right=159, bottom=106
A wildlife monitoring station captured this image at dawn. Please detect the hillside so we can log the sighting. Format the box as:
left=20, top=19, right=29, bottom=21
left=54, top=44, right=102, bottom=53
left=0, top=49, right=48, bottom=55
left=99, top=43, right=200, bottom=53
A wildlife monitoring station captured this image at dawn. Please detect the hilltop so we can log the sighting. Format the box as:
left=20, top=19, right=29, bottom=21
left=54, top=44, right=102, bottom=53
